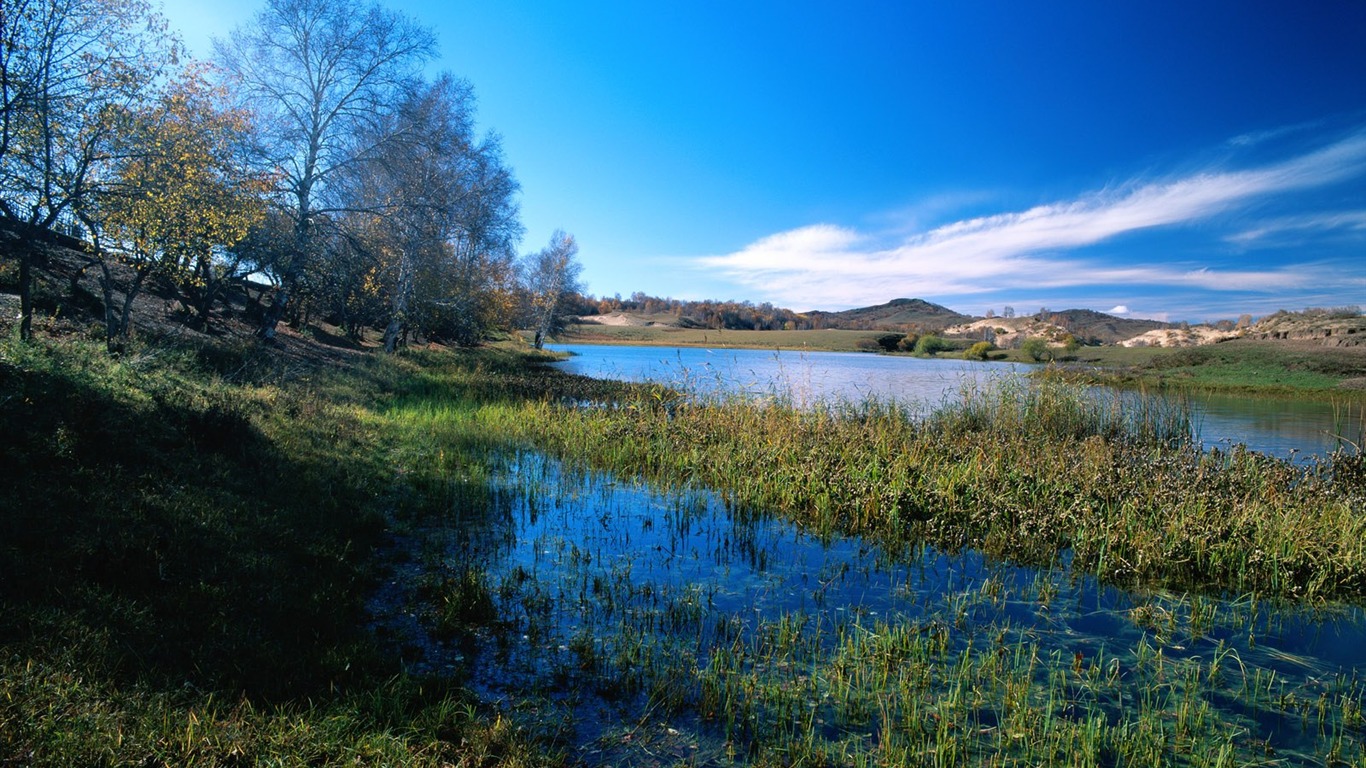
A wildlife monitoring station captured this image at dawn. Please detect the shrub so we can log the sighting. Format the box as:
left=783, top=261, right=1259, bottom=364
left=897, top=333, right=920, bottom=352
left=965, top=341, right=995, bottom=360
left=874, top=332, right=903, bottom=352
left=914, top=335, right=952, bottom=356
left=1021, top=337, right=1052, bottom=362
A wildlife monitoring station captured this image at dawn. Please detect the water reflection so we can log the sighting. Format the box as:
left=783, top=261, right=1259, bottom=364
left=372, top=453, right=1366, bottom=766
left=549, top=344, right=1364, bottom=459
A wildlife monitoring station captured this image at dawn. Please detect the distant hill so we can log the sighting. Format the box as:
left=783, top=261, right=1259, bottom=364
left=1044, top=309, right=1170, bottom=345
left=805, top=298, right=969, bottom=331
left=946, top=309, right=1171, bottom=346
left=1248, top=308, right=1366, bottom=347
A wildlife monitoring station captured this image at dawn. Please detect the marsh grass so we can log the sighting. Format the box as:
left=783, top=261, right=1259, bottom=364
left=4, top=336, right=1363, bottom=765
left=471, top=372, right=1365, bottom=601
left=388, top=447, right=1365, bottom=767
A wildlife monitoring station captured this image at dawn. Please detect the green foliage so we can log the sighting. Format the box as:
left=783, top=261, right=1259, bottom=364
left=965, top=341, right=995, bottom=360
left=897, top=333, right=919, bottom=352
left=856, top=332, right=901, bottom=352
left=913, top=334, right=952, bottom=356
left=1021, top=337, right=1052, bottom=362
left=873, top=332, right=902, bottom=352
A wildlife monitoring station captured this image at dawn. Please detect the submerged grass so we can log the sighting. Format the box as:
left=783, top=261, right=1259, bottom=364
left=463, top=373, right=1366, bottom=602
left=3, top=334, right=1363, bottom=765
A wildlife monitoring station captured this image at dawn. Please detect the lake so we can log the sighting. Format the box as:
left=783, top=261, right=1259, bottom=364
left=548, top=343, right=1363, bottom=459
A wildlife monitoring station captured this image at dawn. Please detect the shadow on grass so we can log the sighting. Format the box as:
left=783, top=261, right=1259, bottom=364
left=0, top=351, right=387, bottom=700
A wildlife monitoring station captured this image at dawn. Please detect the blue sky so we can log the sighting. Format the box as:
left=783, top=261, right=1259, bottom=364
left=159, top=0, right=1366, bottom=321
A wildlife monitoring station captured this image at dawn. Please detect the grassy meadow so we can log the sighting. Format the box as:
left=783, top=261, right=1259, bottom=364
left=2, top=333, right=1364, bottom=765
left=1062, top=340, right=1366, bottom=399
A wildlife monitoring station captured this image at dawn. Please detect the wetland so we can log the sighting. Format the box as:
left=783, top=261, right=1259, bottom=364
left=3, top=338, right=1363, bottom=765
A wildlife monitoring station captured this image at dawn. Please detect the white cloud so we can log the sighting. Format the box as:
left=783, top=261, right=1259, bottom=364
left=1227, top=210, right=1366, bottom=245
left=1227, top=119, right=1321, bottom=147
left=1107, top=305, right=1130, bottom=315
left=695, top=130, right=1366, bottom=310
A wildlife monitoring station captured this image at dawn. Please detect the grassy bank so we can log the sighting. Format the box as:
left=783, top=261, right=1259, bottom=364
left=0, top=335, right=605, bottom=766
left=467, top=378, right=1365, bottom=601
left=559, top=323, right=893, bottom=351
left=1061, top=340, right=1366, bottom=400
left=3, top=335, right=1364, bottom=764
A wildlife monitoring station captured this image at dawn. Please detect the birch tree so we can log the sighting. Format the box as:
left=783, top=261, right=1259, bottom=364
left=96, top=65, right=267, bottom=344
left=524, top=230, right=582, bottom=350
left=214, top=0, right=435, bottom=341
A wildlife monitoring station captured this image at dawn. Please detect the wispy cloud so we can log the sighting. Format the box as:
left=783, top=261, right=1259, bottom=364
left=1227, top=210, right=1366, bottom=245
left=696, top=130, right=1366, bottom=311
left=1226, top=120, right=1322, bottom=148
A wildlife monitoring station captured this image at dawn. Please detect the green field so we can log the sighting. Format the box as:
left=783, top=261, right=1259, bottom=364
left=1061, top=340, right=1366, bottom=399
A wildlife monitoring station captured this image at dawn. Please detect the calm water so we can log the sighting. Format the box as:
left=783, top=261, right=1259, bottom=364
left=372, top=453, right=1366, bottom=765
left=549, top=344, right=1364, bottom=459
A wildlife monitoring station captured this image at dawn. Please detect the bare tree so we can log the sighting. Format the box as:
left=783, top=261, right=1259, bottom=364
left=365, top=76, right=476, bottom=353
left=328, top=74, right=523, bottom=350
left=524, top=230, right=583, bottom=349
left=214, top=0, right=435, bottom=341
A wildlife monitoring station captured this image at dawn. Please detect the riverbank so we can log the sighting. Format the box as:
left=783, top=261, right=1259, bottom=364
left=560, top=323, right=1366, bottom=400
left=1060, top=339, right=1366, bottom=401
left=0, top=334, right=593, bottom=766
left=3, top=333, right=1363, bottom=764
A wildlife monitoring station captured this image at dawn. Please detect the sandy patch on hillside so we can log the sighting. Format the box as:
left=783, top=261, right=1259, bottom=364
left=573, top=312, right=647, bottom=327
left=944, top=317, right=1055, bottom=347
left=1118, top=327, right=1239, bottom=347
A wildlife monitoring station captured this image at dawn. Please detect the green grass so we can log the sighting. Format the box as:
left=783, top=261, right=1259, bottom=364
left=1061, top=340, right=1366, bottom=399
left=3, top=332, right=1364, bottom=764
left=0, top=334, right=577, bottom=766
left=465, top=376, right=1366, bottom=601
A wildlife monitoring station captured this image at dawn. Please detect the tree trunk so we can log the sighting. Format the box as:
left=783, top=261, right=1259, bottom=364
left=256, top=281, right=291, bottom=341
left=383, top=248, right=414, bottom=354
left=18, top=246, right=32, bottom=341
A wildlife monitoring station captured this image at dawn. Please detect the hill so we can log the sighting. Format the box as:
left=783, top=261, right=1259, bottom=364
left=804, top=298, right=969, bottom=331
left=1248, top=307, right=1366, bottom=347
left=945, top=309, right=1170, bottom=347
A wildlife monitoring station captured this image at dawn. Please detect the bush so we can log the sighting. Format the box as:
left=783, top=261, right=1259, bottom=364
left=897, top=333, right=920, bottom=352
left=965, top=341, right=995, bottom=360
left=914, top=334, right=952, bottom=356
left=1021, top=337, right=1052, bottom=362
left=874, top=332, right=902, bottom=352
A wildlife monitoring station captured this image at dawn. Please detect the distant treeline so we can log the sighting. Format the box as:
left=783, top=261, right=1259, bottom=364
left=564, top=292, right=954, bottom=333
left=565, top=292, right=821, bottom=331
